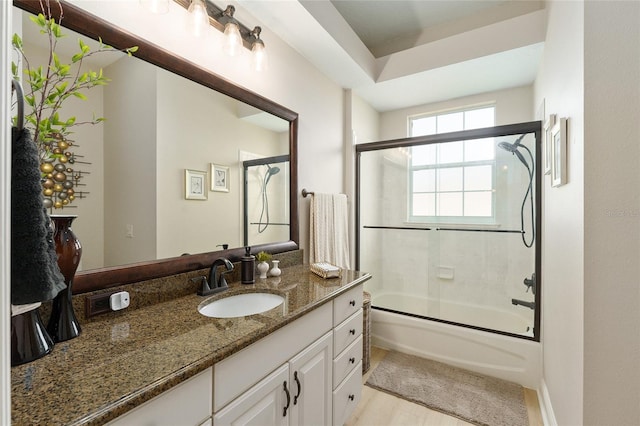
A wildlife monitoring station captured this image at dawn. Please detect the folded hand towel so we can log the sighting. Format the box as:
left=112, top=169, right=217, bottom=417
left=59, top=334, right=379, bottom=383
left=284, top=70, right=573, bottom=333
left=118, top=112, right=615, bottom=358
left=11, top=127, right=66, bottom=305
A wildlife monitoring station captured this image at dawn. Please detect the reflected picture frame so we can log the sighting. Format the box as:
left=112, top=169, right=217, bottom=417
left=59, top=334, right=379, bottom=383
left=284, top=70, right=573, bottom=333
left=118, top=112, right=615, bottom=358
left=211, top=163, right=230, bottom=192
left=543, top=114, right=556, bottom=176
left=185, top=169, right=208, bottom=200
left=551, top=117, right=567, bottom=187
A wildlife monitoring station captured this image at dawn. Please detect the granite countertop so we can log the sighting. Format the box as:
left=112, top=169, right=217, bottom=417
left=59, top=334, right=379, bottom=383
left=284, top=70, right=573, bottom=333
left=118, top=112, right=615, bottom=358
left=11, top=264, right=370, bottom=426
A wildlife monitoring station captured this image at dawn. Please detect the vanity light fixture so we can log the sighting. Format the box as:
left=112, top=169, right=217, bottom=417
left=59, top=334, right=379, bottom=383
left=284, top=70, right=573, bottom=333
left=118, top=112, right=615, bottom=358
left=186, top=0, right=210, bottom=38
left=174, top=0, right=268, bottom=71
left=250, top=26, right=268, bottom=72
left=221, top=6, right=243, bottom=56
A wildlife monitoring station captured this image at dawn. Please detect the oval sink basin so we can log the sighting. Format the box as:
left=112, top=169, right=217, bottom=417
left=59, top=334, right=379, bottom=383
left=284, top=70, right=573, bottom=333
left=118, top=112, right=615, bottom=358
left=198, top=293, right=284, bottom=318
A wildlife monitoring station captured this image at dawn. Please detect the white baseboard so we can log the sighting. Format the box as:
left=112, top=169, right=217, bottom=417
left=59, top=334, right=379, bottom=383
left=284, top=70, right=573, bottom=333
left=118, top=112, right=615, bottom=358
left=538, top=378, right=558, bottom=426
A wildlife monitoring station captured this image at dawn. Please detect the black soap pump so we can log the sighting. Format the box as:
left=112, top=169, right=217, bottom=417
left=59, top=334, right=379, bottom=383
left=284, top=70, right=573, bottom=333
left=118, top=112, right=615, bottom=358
left=241, top=247, right=255, bottom=284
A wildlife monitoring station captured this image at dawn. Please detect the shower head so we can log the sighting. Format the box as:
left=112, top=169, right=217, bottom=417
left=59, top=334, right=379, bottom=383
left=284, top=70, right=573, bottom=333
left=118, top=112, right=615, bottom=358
left=265, top=165, right=281, bottom=185
left=498, top=135, right=528, bottom=169
left=497, top=141, right=518, bottom=152
left=498, top=134, right=526, bottom=153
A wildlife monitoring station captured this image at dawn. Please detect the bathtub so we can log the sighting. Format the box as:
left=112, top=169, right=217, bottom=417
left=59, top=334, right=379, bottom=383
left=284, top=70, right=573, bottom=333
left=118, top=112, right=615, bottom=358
left=370, top=293, right=541, bottom=388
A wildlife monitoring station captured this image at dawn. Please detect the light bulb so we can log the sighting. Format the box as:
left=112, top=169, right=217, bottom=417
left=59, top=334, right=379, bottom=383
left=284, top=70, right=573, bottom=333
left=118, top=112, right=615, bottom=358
left=186, top=0, right=210, bottom=38
left=251, top=40, right=268, bottom=72
left=140, top=0, right=169, bottom=14
left=223, top=22, right=243, bottom=57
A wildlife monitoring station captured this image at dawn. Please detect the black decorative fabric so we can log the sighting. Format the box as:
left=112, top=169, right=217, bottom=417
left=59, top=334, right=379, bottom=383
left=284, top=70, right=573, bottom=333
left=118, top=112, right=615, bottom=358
left=11, top=126, right=66, bottom=305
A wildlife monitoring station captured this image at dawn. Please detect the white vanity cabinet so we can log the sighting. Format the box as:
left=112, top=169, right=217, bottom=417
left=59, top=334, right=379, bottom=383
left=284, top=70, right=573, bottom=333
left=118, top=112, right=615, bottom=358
left=213, top=302, right=333, bottom=426
left=213, top=282, right=364, bottom=426
left=214, top=332, right=333, bottom=426
left=106, top=367, right=213, bottom=426
left=332, top=284, right=364, bottom=426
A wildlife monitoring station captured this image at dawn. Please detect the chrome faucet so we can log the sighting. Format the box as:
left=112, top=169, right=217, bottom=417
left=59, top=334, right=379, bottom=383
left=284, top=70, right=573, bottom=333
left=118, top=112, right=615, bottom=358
left=196, top=258, right=234, bottom=296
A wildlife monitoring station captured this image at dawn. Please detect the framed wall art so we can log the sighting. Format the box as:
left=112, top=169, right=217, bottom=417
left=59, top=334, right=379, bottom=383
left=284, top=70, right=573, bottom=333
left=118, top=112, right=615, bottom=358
left=551, top=117, right=567, bottom=187
left=211, top=164, right=229, bottom=192
left=185, top=169, right=208, bottom=200
left=543, top=114, right=556, bottom=176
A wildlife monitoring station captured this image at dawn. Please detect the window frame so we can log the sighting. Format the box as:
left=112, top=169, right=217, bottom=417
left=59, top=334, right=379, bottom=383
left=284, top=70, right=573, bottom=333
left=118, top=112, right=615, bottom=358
left=408, top=105, right=497, bottom=225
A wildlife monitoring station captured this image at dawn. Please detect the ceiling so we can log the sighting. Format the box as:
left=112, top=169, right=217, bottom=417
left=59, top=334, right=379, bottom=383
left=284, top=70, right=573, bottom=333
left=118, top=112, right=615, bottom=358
left=239, top=0, right=547, bottom=112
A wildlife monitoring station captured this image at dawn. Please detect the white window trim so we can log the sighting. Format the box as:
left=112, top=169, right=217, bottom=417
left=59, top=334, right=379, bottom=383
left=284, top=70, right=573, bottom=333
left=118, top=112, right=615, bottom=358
left=408, top=105, right=496, bottom=225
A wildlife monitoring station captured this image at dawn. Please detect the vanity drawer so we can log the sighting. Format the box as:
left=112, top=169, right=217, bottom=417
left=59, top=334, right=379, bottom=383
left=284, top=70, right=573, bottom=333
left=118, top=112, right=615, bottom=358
left=333, top=360, right=362, bottom=426
left=333, top=309, right=363, bottom=356
left=333, top=335, right=362, bottom=387
left=333, top=284, right=363, bottom=326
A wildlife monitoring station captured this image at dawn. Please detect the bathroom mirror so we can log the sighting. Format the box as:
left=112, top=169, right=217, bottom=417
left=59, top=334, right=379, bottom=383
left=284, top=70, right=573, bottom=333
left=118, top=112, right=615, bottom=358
left=13, top=0, right=299, bottom=293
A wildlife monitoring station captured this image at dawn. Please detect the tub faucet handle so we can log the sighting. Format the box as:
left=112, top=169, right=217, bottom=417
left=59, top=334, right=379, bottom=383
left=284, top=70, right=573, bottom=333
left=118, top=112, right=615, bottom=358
left=523, top=273, right=536, bottom=295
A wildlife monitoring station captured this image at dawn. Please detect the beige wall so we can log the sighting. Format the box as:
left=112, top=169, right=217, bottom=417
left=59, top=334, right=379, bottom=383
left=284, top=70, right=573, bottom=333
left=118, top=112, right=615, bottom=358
left=103, top=56, right=158, bottom=267
left=379, top=85, right=533, bottom=140
left=534, top=1, right=585, bottom=424
left=535, top=2, right=640, bottom=424
left=583, top=1, right=640, bottom=424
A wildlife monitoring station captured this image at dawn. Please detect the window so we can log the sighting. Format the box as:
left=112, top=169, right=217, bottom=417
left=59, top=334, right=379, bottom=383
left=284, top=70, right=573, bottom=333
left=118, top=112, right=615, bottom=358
left=409, top=106, right=495, bottom=222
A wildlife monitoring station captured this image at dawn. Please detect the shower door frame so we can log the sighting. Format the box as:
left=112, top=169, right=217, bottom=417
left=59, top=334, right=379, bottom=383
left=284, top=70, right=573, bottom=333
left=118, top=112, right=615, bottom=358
left=355, top=121, right=542, bottom=342
left=243, top=154, right=291, bottom=247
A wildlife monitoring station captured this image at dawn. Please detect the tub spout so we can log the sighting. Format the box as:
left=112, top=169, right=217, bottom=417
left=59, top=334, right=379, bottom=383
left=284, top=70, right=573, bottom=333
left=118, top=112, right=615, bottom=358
left=512, top=298, right=535, bottom=310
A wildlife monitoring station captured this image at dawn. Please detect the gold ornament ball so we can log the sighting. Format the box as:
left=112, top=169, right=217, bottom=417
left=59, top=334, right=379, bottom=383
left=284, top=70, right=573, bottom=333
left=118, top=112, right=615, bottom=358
left=53, top=172, right=66, bottom=182
left=53, top=183, right=63, bottom=192
left=43, top=188, right=53, bottom=196
left=59, top=156, right=68, bottom=164
left=62, top=199, right=69, bottom=205
left=40, top=163, right=54, bottom=174
left=69, top=195, right=75, bottom=201
left=54, top=201, right=63, bottom=209
left=57, top=140, right=69, bottom=150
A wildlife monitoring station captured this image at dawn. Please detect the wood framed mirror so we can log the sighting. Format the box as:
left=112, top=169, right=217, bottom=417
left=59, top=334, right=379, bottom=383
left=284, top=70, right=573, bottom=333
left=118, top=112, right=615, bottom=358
left=13, top=0, right=299, bottom=293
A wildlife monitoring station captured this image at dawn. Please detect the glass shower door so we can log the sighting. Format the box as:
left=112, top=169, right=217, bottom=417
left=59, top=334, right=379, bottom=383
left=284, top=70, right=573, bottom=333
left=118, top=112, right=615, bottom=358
left=356, top=123, right=540, bottom=339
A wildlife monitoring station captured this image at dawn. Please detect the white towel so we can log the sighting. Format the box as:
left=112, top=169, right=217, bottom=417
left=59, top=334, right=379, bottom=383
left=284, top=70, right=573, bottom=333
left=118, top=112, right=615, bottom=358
left=309, top=193, right=350, bottom=269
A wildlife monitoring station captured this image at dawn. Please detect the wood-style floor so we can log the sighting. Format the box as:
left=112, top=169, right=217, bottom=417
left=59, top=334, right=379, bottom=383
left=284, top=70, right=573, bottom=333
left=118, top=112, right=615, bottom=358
left=346, top=347, right=544, bottom=426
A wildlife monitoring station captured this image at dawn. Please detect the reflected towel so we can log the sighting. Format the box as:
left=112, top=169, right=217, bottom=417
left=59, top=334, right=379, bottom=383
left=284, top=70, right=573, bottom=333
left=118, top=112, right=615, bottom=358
left=11, top=126, right=66, bottom=305
left=309, top=193, right=350, bottom=269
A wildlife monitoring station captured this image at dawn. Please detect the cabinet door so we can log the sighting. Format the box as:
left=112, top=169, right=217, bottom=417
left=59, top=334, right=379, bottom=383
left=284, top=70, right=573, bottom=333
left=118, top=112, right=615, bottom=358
left=288, top=331, right=333, bottom=426
left=214, top=364, right=289, bottom=426
left=107, top=367, right=212, bottom=426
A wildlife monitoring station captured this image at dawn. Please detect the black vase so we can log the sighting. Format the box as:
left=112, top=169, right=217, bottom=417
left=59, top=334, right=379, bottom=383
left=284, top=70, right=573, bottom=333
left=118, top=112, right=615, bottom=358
left=11, top=308, right=54, bottom=366
left=47, top=215, right=82, bottom=342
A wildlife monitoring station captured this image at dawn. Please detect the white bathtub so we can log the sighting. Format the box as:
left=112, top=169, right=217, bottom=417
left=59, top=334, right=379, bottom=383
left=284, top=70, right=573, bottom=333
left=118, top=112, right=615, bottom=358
left=372, top=292, right=533, bottom=335
left=370, top=293, right=541, bottom=388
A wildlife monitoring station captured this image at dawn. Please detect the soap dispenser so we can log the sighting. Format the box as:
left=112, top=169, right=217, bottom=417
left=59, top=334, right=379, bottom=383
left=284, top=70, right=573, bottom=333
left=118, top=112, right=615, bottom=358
left=241, top=246, right=255, bottom=284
